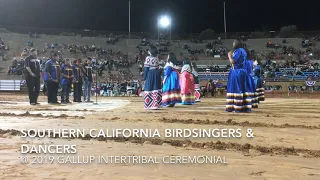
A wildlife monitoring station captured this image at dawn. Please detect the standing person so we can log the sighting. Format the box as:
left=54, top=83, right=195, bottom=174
left=82, top=57, right=93, bottom=102
left=211, top=80, right=216, bottom=97
left=162, top=52, right=181, bottom=107
left=246, top=59, right=259, bottom=108
left=180, top=59, right=195, bottom=105
left=72, top=59, right=83, bottom=102
left=253, top=60, right=265, bottom=102
left=24, top=48, right=40, bottom=105
left=205, top=80, right=212, bottom=97
left=191, top=62, right=201, bottom=102
left=226, top=40, right=253, bottom=113
left=44, top=53, right=60, bottom=104
left=143, top=46, right=162, bottom=110
left=60, top=59, right=74, bottom=104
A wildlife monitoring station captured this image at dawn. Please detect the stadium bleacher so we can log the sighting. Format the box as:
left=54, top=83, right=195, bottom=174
left=1, top=29, right=320, bottom=83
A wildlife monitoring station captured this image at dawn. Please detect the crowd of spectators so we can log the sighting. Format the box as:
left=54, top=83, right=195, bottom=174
left=182, top=37, right=228, bottom=58
left=259, top=38, right=320, bottom=61
left=262, top=59, right=319, bottom=80
left=5, top=35, right=320, bottom=84
left=106, top=35, right=121, bottom=44
left=7, top=39, right=135, bottom=83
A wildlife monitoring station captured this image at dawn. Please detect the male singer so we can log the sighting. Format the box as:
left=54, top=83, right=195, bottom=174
left=44, top=53, right=60, bottom=104
left=60, top=59, right=73, bottom=104
left=24, top=48, right=40, bottom=105
left=72, top=59, right=83, bottom=102
left=82, top=57, right=93, bottom=102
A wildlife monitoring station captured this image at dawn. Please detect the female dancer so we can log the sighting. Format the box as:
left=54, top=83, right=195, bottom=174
left=191, top=62, right=201, bottom=102
left=143, top=46, right=162, bottom=109
left=162, top=53, right=181, bottom=107
left=246, top=59, right=259, bottom=108
left=180, top=59, right=195, bottom=105
left=253, top=60, right=265, bottom=102
left=226, top=40, right=253, bottom=112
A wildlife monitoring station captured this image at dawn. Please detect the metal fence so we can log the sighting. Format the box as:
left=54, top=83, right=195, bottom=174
left=0, top=80, right=21, bottom=91
left=2, top=25, right=320, bottom=40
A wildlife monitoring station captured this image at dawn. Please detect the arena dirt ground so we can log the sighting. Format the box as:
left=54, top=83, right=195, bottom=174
left=0, top=95, right=319, bottom=180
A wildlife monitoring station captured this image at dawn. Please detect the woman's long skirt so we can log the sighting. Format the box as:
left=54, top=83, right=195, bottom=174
left=226, top=69, right=253, bottom=113
left=144, top=69, right=162, bottom=109
left=162, top=71, right=181, bottom=106
left=248, top=76, right=259, bottom=108
left=254, top=76, right=265, bottom=102
left=180, top=72, right=195, bottom=105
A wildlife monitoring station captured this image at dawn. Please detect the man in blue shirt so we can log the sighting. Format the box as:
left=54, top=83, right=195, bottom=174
left=44, top=53, right=60, bottom=104
left=60, top=59, right=73, bottom=104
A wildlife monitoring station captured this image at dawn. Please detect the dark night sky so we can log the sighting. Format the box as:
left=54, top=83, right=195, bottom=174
left=0, top=0, right=318, bottom=33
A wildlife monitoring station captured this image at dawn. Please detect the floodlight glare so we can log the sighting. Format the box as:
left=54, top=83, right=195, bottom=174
left=159, top=16, right=171, bottom=28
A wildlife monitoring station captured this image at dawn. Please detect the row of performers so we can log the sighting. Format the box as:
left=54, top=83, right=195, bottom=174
left=143, top=47, right=201, bottom=109
left=143, top=43, right=265, bottom=112
left=43, top=55, right=94, bottom=104
left=226, top=40, right=265, bottom=113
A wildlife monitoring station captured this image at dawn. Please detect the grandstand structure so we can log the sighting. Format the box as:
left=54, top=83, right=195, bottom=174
left=1, top=27, right=320, bottom=95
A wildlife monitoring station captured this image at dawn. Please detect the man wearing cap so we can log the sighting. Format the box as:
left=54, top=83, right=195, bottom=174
left=72, top=59, right=83, bottom=102
left=82, top=57, right=93, bottom=102
left=60, top=59, right=74, bottom=104
left=44, top=53, right=60, bottom=104
left=24, top=48, right=40, bottom=105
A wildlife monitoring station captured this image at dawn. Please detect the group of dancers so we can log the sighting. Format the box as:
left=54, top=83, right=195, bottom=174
left=226, top=40, right=265, bottom=112
left=143, top=46, right=201, bottom=109
left=143, top=40, right=265, bottom=113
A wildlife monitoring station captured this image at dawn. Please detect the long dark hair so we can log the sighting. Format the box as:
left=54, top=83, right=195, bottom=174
left=168, top=52, right=177, bottom=65
left=233, top=39, right=243, bottom=50
left=149, top=46, right=158, bottom=57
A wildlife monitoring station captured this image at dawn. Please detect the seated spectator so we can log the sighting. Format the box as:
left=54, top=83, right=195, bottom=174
left=217, top=37, right=221, bottom=43
left=302, top=39, right=312, bottom=48
left=206, top=43, right=213, bottom=49
left=182, top=44, right=189, bottom=49
left=266, top=41, right=274, bottom=48
left=282, top=38, right=287, bottom=43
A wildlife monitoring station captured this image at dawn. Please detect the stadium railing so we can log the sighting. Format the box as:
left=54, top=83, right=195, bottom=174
left=198, top=72, right=229, bottom=81
left=0, top=80, right=21, bottom=91
left=199, top=71, right=319, bottom=81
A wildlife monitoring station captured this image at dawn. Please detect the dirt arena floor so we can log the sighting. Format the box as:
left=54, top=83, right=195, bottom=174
left=0, top=95, right=319, bottom=180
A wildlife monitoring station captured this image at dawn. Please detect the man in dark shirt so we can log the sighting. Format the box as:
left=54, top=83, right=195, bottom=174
left=24, top=48, right=40, bottom=105
left=82, top=57, right=93, bottom=102
left=72, top=59, right=83, bottom=102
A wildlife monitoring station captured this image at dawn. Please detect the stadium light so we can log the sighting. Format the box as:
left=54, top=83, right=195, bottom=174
left=158, top=16, right=171, bottom=28
left=157, top=15, right=172, bottom=41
